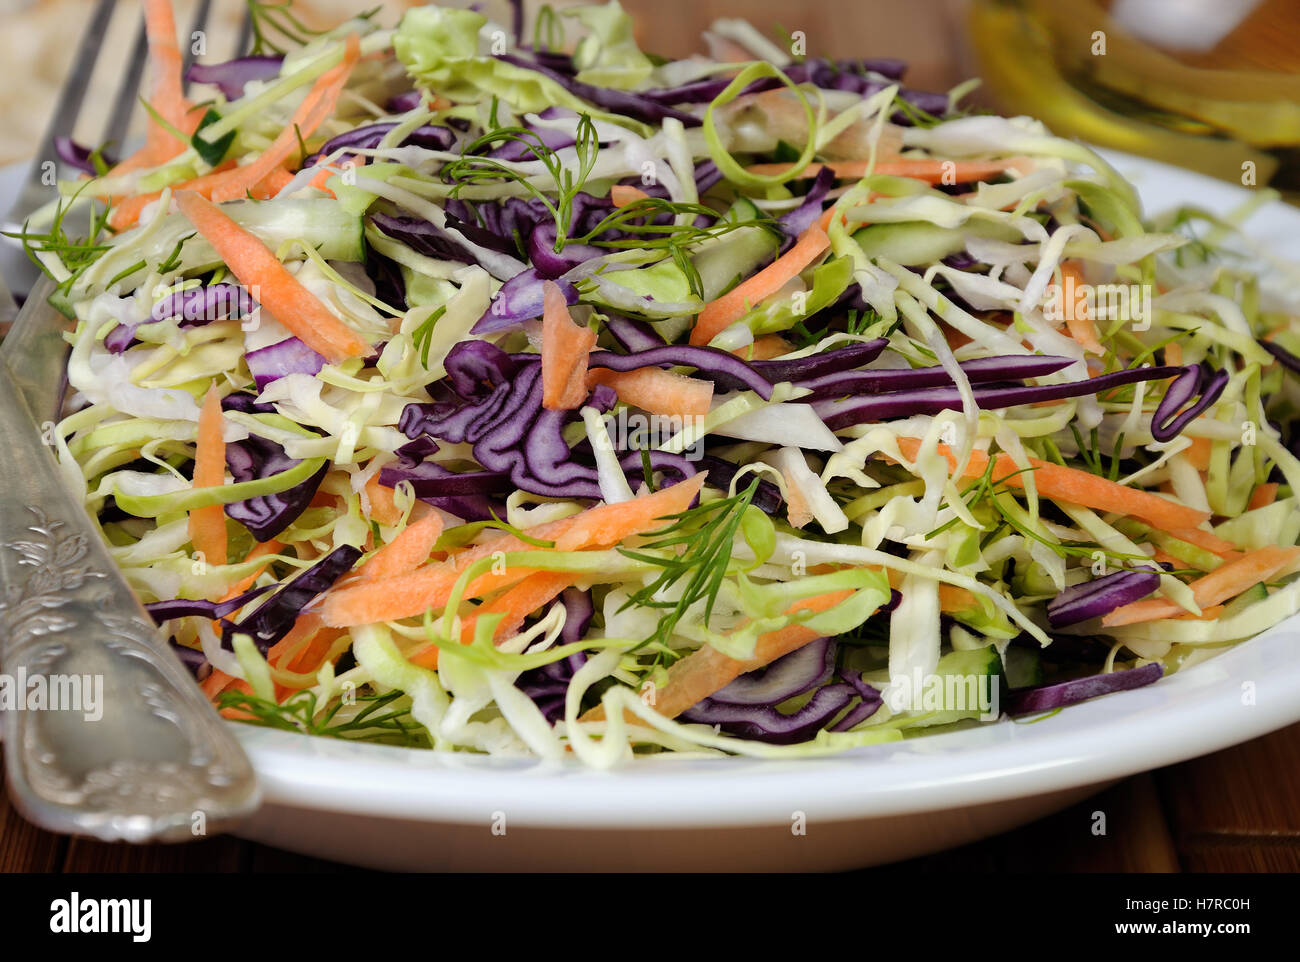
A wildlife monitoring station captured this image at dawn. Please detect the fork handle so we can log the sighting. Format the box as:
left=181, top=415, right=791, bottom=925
left=0, top=358, right=260, bottom=842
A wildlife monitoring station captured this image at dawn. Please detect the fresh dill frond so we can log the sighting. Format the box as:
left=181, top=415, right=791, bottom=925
left=618, top=479, right=761, bottom=652
left=218, top=687, right=429, bottom=747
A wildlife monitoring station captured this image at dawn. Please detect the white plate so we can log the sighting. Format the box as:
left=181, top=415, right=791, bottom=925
left=4, top=153, right=1299, bottom=871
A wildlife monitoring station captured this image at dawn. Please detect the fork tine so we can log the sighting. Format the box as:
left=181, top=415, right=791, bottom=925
left=102, top=15, right=149, bottom=155
left=235, top=3, right=254, bottom=57
left=29, top=0, right=117, bottom=175
left=181, top=0, right=215, bottom=94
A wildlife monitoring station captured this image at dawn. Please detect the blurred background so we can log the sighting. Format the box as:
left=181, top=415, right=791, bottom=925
left=0, top=0, right=1296, bottom=190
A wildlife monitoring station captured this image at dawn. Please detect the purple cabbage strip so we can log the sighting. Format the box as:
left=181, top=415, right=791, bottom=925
left=1262, top=340, right=1300, bottom=376
left=711, top=638, right=835, bottom=705
left=812, top=364, right=1192, bottom=430
left=797, top=354, right=1075, bottom=400
left=186, top=55, right=284, bottom=100
left=586, top=346, right=774, bottom=400
left=398, top=342, right=699, bottom=500
left=828, top=668, right=884, bottom=731
left=386, top=90, right=423, bottom=112
left=379, top=460, right=502, bottom=521
left=528, top=221, right=605, bottom=279
left=169, top=641, right=211, bottom=680
left=55, top=136, right=113, bottom=175
left=1150, top=365, right=1230, bottom=443
left=470, top=268, right=579, bottom=334
left=777, top=166, right=835, bottom=246
left=681, top=683, right=857, bottom=745
left=106, top=283, right=255, bottom=354
left=495, top=53, right=703, bottom=127
left=146, top=584, right=276, bottom=624
left=1004, top=663, right=1164, bottom=715
left=741, top=338, right=889, bottom=387
left=303, top=122, right=456, bottom=168
left=604, top=315, right=667, bottom=352
left=694, top=456, right=784, bottom=515
left=1046, top=570, right=1163, bottom=628
left=487, top=122, right=576, bottom=162
left=224, top=433, right=329, bottom=542
left=221, top=545, right=362, bottom=651
left=558, top=588, right=595, bottom=644
left=245, top=337, right=327, bottom=390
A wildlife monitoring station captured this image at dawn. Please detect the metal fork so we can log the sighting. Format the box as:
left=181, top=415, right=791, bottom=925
left=0, top=0, right=260, bottom=842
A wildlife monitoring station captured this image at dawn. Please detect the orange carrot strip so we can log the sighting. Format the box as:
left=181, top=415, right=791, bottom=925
left=1102, top=545, right=1300, bottom=626
left=173, top=190, right=370, bottom=362
left=188, top=387, right=228, bottom=568
left=1248, top=483, right=1279, bottom=510
left=460, top=571, right=572, bottom=645
left=1058, top=261, right=1103, bottom=355
left=220, top=539, right=283, bottom=601
left=733, top=334, right=793, bottom=361
left=542, top=280, right=597, bottom=409
left=610, top=184, right=650, bottom=207
left=1164, top=526, right=1241, bottom=559
left=691, top=222, right=829, bottom=346
left=360, top=513, right=445, bottom=583
left=141, top=0, right=200, bottom=158
left=895, top=438, right=1211, bottom=531
left=583, top=589, right=856, bottom=723
left=745, top=157, right=1035, bottom=183
left=209, top=34, right=360, bottom=203
left=322, top=474, right=706, bottom=627
left=587, top=366, right=713, bottom=418
left=1182, top=436, right=1213, bottom=472
left=364, top=476, right=406, bottom=526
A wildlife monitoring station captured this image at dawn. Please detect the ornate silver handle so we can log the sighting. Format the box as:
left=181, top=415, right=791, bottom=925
left=0, top=358, right=259, bottom=842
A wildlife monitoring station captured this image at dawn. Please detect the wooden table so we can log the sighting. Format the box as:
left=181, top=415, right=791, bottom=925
left=1, top=0, right=1297, bottom=874
left=3, top=722, right=1299, bottom=871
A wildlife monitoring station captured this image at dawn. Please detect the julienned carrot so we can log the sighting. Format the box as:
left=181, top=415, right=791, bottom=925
left=587, top=366, right=713, bottom=417
left=108, top=160, right=296, bottom=230
left=1248, top=483, right=1279, bottom=511
left=582, top=589, right=857, bottom=723
left=321, top=473, right=707, bottom=627
left=108, top=0, right=200, bottom=176
left=188, top=387, right=228, bottom=568
left=691, top=222, right=829, bottom=346
left=209, top=34, right=361, bottom=203
left=734, top=334, right=793, bottom=361
left=173, top=190, right=371, bottom=363
left=1102, top=545, right=1300, bottom=626
left=408, top=570, right=574, bottom=667
left=541, top=280, right=597, bottom=409
left=610, top=184, right=650, bottom=207
left=1163, top=526, right=1241, bottom=559
left=895, top=438, right=1211, bottom=532
left=220, top=539, right=284, bottom=601
left=554, top=472, right=706, bottom=551
left=745, top=156, right=1035, bottom=183
left=1183, top=436, right=1213, bottom=472
left=364, top=476, right=405, bottom=526
left=359, top=513, right=445, bottom=583
left=1058, top=261, right=1103, bottom=355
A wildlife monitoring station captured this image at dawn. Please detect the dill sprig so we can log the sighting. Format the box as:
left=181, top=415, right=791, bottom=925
left=573, top=197, right=780, bottom=251
left=443, top=115, right=599, bottom=254
left=1070, top=425, right=1126, bottom=480
left=618, top=479, right=761, bottom=652
left=218, top=687, right=429, bottom=747
left=6, top=186, right=112, bottom=294
left=244, top=1, right=377, bottom=55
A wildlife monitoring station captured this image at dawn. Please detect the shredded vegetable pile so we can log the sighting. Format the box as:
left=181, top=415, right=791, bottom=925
left=20, top=0, right=1300, bottom=764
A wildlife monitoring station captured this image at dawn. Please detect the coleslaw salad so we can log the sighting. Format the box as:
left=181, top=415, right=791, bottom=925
left=12, top=0, right=1300, bottom=767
